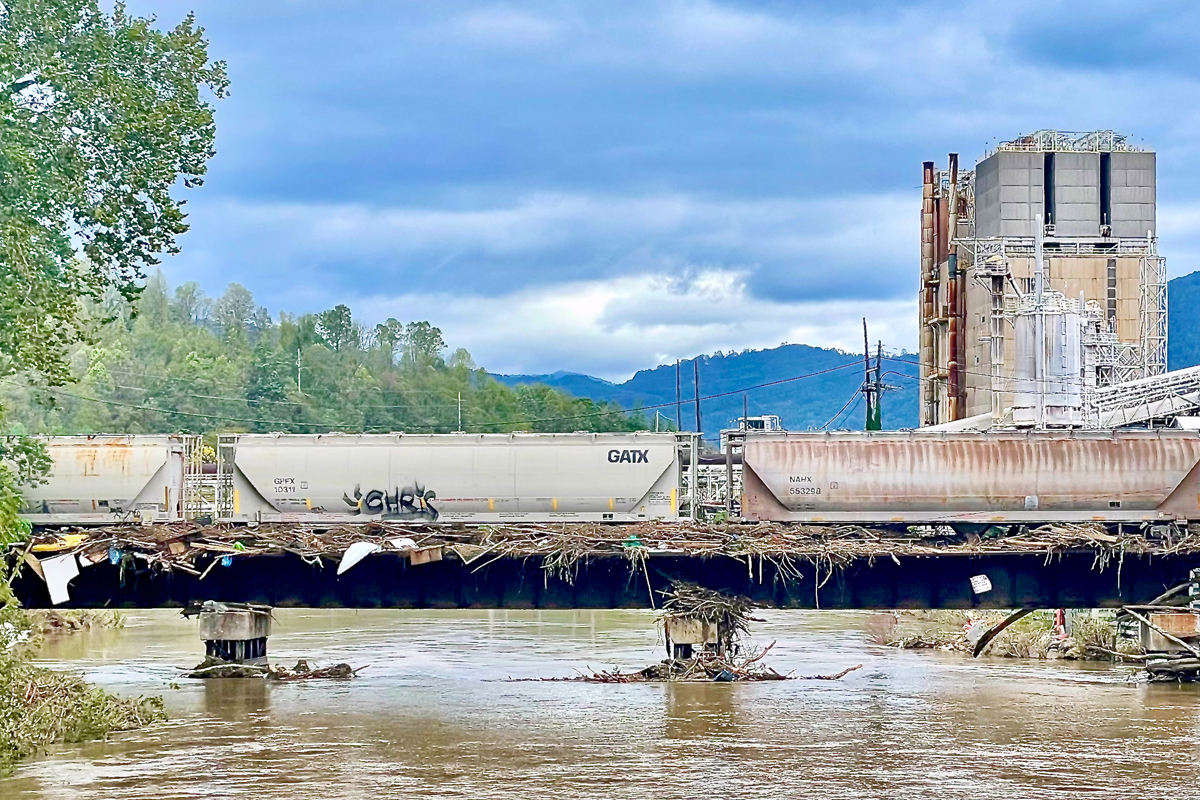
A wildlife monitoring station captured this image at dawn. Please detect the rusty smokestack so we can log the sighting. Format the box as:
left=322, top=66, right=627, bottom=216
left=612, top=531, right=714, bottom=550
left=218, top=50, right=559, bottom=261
left=921, top=161, right=936, bottom=426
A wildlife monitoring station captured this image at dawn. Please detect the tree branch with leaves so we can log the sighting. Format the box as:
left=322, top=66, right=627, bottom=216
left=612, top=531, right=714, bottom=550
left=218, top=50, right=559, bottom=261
left=0, top=0, right=226, bottom=536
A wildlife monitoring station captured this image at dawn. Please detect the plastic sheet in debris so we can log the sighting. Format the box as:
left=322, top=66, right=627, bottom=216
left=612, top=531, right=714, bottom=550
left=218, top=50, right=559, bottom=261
left=41, top=554, right=80, bottom=605
left=337, top=542, right=382, bottom=575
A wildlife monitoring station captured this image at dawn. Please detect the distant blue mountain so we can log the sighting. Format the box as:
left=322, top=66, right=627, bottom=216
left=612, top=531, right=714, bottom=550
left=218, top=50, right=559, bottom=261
left=496, top=344, right=921, bottom=440
left=1169, top=270, right=1200, bottom=370
left=498, top=271, right=1200, bottom=439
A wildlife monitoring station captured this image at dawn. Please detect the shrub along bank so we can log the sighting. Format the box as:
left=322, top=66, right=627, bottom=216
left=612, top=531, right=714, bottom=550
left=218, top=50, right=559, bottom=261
left=0, top=565, right=164, bottom=776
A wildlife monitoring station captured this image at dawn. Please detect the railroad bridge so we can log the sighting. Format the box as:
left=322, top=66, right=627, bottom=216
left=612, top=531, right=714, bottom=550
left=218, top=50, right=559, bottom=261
left=11, top=523, right=1200, bottom=610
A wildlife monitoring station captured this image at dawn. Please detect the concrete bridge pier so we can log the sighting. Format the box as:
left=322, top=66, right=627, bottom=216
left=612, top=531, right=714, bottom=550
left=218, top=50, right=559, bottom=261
left=196, top=602, right=273, bottom=665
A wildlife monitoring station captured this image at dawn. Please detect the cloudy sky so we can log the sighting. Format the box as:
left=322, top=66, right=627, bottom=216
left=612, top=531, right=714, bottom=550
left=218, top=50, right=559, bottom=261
left=126, top=0, right=1200, bottom=380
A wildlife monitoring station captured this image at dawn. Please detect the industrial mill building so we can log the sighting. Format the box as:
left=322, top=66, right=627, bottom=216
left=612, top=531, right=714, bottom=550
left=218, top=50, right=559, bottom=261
left=918, top=130, right=1166, bottom=427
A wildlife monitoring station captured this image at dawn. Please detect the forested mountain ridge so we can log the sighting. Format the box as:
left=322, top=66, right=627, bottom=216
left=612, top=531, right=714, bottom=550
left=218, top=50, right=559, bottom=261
left=0, top=273, right=647, bottom=437
left=496, top=346, right=922, bottom=439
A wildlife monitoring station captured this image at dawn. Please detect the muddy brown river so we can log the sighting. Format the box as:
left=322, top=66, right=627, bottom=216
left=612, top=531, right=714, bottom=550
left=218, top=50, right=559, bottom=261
left=3, top=609, right=1199, bottom=798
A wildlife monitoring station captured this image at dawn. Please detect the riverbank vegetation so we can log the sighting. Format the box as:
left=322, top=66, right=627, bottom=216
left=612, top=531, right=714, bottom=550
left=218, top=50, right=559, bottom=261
left=0, top=568, right=163, bottom=776
left=866, top=610, right=1146, bottom=661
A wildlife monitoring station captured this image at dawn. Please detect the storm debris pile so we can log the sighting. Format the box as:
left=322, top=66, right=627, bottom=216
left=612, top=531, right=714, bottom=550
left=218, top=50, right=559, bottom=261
left=660, top=582, right=759, bottom=656
left=514, top=643, right=863, bottom=683
left=17, top=520, right=1200, bottom=581
left=1143, top=656, right=1200, bottom=681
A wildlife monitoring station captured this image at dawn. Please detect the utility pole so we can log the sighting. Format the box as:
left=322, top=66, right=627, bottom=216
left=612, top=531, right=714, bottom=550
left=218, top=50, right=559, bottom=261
left=742, top=393, right=748, bottom=428
left=457, top=391, right=462, bottom=432
left=693, top=359, right=702, bottom=437
left=296, top=349, right=302, bottom=395
left=874, top=340, right=884, bottom=429
left=675, top=360, right=682, bottom=431
left=863, top=318, right=882, bottom=431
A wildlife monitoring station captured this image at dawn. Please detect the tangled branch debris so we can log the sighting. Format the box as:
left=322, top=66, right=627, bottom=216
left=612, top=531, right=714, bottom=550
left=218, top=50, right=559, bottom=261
left=660, top=582, right=759, bottom=655
left=16, top=520, right=1198, bottom=584
left=511, top=644, right=862, bottom=683
left=1142, top=656, right=1200, bottom=682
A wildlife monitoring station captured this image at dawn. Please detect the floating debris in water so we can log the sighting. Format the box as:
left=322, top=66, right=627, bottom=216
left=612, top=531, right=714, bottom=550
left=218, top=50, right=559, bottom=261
left=508, top=644, right=862, bottom=683
left=181, top=657, right=365, bottom=681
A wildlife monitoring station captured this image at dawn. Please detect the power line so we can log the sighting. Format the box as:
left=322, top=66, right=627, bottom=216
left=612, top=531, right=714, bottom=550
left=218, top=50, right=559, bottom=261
left=819, top=390, right=861, bottom=430
left=102, top=367, right=462, bottom=401
left=834, top=396, right=863, bottom=430
left=34, top=360, right=865, bottom=432
left=878, top=354, right=1097, bottom=390
left=43, top=387, right=356, bottom=429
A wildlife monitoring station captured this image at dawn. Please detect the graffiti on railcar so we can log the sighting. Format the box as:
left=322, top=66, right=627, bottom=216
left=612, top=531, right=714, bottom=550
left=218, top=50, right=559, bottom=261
left=343, top=483, right=439, bottom=520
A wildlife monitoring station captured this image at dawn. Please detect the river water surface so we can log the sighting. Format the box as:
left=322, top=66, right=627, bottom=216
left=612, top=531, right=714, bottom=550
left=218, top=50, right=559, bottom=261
left=3, top=609, right=1199, bottom=799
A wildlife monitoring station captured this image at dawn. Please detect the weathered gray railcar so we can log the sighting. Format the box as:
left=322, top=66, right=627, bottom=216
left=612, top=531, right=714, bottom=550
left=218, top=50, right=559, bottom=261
left=218, top=432, right=695, bottom=523
left=19, top=435, right=195, bottom=526
left=739, top=429, right=1200, bottom=524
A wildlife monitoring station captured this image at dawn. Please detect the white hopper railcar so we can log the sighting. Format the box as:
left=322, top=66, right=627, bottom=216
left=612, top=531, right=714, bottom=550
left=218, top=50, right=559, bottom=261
left=217, top=432, right=696, bottom=524
left=19, top=435, right=196, bottom=526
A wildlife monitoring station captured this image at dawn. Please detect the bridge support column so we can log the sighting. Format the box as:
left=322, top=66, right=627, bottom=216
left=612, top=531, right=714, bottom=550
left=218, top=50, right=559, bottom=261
left=197, top=602, right=273, bottom=665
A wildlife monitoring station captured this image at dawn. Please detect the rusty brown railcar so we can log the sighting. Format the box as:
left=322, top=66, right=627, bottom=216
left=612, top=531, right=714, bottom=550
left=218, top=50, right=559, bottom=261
left=740, top=429, right=1200, bottom=524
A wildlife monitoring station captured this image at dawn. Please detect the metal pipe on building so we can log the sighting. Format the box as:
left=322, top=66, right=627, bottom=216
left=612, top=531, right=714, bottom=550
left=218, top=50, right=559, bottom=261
left=948, top=252, right=960, bottom=420
left=725, top=436, right=735, bottom=516
left=991, top=274, right=1005, bottom=420
left=675, top=360, right=682, bottom=431
left=947, top=153, right=960, bottom=421
left=1034, top=213, right=1046, bottom=428
left=921, top=161, right=936, bottom=426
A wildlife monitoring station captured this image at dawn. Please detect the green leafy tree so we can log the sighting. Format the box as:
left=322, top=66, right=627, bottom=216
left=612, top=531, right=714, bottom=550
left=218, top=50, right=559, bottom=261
left=0, top=0, right=228, bottom=388
left=0, top=436, right=49, bottom=544
left=374, top=318, right=404, bottom=365
left=250, top=306, right=273, bottom=334
left=403, top=321, right=446, bottom=370
left=170, top=281, right=211, bottom=325
left=246, top=342, right=290, bottom=405
left=279, top=312, right=319, bottom=356
left=0, top=0, right=227, bottom=543
left=449, top=348, right=475, bottom=371
left=317, top=304, right=358, bottom=352
left=212, top=283, right=256, bottom=335
left=139, top=270, right=171, bottom=328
